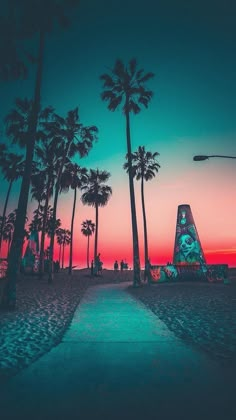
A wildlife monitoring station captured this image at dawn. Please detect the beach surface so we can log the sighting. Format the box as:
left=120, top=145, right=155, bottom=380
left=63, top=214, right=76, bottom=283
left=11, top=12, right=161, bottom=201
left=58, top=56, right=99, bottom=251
left=0, top=268, right=236, bottom=383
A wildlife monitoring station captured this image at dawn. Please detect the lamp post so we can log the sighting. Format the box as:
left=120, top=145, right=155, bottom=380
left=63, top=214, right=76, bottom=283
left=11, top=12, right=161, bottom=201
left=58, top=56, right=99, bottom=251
left=193, top=155, right=236, bottom=161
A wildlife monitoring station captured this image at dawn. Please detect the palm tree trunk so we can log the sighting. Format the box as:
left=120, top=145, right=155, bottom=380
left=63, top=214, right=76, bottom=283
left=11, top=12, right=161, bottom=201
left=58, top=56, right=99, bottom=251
left=7, top=238, right=11, bottom=259
left=94, top=203, right=98, bottom=261
left=1, top=30, right=44, bottom=309
left=59, top=245, right=61, bottom=267
left=141, top=176, right=148, bottom=266
left=48, top=141, right=71, bottom=283
left=39, top=177, right=51, bottom=277
left=87, top=235, right=90, bottom=268
left=62, top=241, right=65, bottom=269
left=125, top=107, right=141, bottom=286
left=69, top=188, right=77, bottom=275
left=0, top=179, right=13, bottom=254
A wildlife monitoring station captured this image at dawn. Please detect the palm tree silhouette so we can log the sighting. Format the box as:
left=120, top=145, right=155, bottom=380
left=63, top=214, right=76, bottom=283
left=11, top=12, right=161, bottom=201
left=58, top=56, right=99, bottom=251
left=60, top=229, right=71, bottom=269
left=43, top=108, right=98, bottom=283
left=100, top=58, right=154, bottom=286
left=2, top=210, right=28, bottom=259
left=3, top=0, right=80, bottom=309
left=81, top=220, right=95, bottom=268
left=124, top=146, right=160, bottom=267
left=81, top=169, right=112, bottom=262
left=32, top=137, right=61, bottom=276
left=60, top=162, right=88, bottom=275
left=0, top=151, right=24, bottom=254
left=56, top=228, right=64, bottom=268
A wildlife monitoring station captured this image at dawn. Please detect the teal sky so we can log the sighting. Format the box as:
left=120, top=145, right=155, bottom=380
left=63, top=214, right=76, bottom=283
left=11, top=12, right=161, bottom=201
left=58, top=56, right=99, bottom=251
left=1, top=0, right=236, bottom=267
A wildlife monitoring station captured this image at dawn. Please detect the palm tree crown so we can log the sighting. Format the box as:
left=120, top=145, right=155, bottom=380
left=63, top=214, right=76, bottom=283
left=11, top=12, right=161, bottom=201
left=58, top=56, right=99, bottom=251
left=81, top=220, right=96, bottom=237
left=81, top=169, right=112, bottom=261
left=124, top=146, right=160, bottom=181
left=81, top=169, right=112, bottom=207
left=100, top=58, right=154, bottom=114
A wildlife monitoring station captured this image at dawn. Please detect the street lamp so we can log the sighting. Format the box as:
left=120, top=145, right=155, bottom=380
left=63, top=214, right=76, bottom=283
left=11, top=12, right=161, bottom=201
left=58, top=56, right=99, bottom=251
left=193, top=155, right=236, bottom=161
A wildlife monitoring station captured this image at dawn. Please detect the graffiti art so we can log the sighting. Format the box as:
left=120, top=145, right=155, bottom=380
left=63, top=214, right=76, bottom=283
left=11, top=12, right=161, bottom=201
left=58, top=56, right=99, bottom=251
left=173, top=204, right=206, bottom=265
left=22, top=230, right=40, bottom=274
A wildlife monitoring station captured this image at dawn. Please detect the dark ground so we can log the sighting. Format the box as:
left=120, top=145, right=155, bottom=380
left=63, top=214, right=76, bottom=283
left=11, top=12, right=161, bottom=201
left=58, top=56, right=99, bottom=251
left=128, top=279, right=236, bottom=368
left=0, top=268, right=236, bottom=383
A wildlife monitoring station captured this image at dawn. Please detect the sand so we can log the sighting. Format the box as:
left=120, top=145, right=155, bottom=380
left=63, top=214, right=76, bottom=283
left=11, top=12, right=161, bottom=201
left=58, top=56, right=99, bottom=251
left=0, top=269, right=235, bottom=383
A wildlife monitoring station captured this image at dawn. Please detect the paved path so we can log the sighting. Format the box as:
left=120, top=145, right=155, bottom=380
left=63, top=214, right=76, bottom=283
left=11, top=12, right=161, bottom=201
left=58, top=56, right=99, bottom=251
left=1, top=283, right=235, bottom=420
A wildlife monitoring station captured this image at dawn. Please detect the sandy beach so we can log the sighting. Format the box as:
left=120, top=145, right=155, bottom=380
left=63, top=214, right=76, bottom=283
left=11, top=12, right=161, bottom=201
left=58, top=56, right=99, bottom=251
left=0, top=269, right=236, bottom=383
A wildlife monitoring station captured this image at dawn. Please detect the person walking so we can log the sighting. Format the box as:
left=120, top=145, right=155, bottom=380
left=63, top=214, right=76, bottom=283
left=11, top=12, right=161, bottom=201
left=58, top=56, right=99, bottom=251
left=114, top=260, right=118, bottom=271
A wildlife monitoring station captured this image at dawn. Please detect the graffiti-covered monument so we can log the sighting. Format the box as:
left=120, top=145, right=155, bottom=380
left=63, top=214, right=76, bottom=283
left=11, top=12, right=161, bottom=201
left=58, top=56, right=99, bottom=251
left=148, top=204, right=228, bottom=284
left=173, top=204, right=206, bottom=265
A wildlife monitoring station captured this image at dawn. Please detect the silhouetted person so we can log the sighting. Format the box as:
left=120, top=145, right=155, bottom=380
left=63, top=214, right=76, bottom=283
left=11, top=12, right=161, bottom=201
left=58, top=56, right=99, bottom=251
left=114, top=260, right=118, bottom=271
left=95, top=253, right=102, bottom=275
left=120, top=259, right=124, bottom=271
left=54, top=260, right=60, bottom=273
left=91, top=260, right=94, bottom=276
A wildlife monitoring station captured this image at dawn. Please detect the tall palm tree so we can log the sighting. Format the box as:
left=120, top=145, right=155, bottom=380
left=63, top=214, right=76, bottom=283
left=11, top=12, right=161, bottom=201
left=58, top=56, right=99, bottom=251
left=59, top=229, right=71, bottom=269
left=81, top=169, right=112, bottom=262
left=81, top=219, right=95, bottom=268
left=43, top=108, right=98, bottom=283
left=0, top=151, right=24, bottom=254
left=56, top=228, right=64, bottom=268
left=124, top=146, right=160, bottom=267
left=100, top=58, right=154, bottom=286
left=2, top=0, right=80, bottom=309
left=33, top=138, right=61, bottom=276
left=60, top=162, right=88, bottom=275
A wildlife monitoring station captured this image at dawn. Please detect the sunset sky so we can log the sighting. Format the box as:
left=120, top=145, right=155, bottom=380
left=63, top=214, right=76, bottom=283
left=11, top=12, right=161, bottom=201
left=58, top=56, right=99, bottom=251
left=1, top=0, right=236, bottom=268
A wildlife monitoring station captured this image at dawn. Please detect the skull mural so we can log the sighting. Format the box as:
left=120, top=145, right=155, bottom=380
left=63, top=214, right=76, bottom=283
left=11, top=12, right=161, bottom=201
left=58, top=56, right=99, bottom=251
left=173, top=204, right=206, bottom=265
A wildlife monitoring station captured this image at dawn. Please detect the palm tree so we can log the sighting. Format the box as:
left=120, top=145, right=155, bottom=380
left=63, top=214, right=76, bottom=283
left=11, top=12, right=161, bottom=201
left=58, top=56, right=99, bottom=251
left=2, top=213, right=16, bottom=259
left=28, top=205, right=44, bottom=233
left=56, top=228, right=64, bottom=268
left=81, top=220, right=95, bottom=268
left=81, top=169, right=112, bottom=262
left=60, top=162, right=88, bottom=275
left=124, top=146, right=160, bottom=267
left=59, top=229, right=71, bottom=269
left=2, top=210, right=29, bottom=259
left=100, top=58, right=154, bottom=286
left=32, top=138, right=61, bottom=276
left=0, top=151, right=24, bottom=254
left=43, top=108, right=98, bottom=283
left=2, top=0, right=80, bottom=309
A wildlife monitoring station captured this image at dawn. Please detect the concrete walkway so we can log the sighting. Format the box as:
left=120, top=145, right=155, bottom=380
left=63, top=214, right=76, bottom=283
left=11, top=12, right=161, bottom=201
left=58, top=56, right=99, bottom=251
left=1, top=283, right=235, bottom=420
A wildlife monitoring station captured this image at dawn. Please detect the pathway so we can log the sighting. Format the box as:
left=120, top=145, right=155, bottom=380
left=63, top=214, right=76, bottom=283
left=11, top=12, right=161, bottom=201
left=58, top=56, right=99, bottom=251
left=0, top=283, right=235, bottom=420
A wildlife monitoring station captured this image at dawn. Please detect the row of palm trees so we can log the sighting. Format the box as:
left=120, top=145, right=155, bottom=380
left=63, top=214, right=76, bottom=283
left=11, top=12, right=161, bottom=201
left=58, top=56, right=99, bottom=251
left=0, top=0, right=83, bottom=308
left=0, top=204, right=96, bottom=273
left=1, top=0, right=159, bottom=309
left=0, top=114, right=112, bottom=277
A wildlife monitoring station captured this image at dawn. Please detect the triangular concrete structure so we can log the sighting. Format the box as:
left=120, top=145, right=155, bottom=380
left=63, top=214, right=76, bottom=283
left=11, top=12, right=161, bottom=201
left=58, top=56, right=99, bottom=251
left=22, top=230, right=40, bottom=273
left=173, top=204, right=206, bottom=265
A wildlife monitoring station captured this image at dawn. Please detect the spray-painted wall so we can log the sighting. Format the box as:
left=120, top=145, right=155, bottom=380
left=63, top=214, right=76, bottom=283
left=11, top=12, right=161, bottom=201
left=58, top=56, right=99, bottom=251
left=173, top=204, right=206, bottom=265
